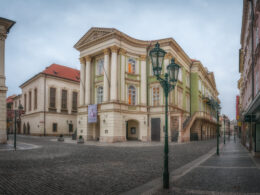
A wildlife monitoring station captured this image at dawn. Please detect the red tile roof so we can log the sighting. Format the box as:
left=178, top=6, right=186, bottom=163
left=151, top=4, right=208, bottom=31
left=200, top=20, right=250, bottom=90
left=42, top=64, right=80, bottom=82
left=6, top=94, right=17, bottom=103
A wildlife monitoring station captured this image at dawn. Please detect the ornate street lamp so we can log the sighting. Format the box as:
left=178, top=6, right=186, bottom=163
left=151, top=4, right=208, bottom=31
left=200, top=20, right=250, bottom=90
left=149, top=42, right=180, bottom=189
left=14, top=104, right=24, bottom=150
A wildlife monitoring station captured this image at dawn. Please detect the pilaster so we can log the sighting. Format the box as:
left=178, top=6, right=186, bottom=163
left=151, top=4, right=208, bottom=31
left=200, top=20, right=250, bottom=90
left=103, top=48, right=110, bottom=102
left=110, top=46, right=119, bottom=102
left=140, top=55, right=147, bottom=105
left=79, top=57, right=85, bottom=106
left=120, top=49, right=126, bottom=102
left=85, top=56, right=91, bottom=105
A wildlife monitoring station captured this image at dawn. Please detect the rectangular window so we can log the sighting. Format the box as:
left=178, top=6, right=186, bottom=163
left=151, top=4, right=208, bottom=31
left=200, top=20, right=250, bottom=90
left=186, top=94, right=190, bottom=112
left=29, top=91, right=32, bottom=111
left=50, top=87, right=56, bottom=108
left=52, top=123, right=57, bottom=132
left=186, top=74, right=190, bottom=87
left=96, top=58, right=104, bottom=75
left=128, top=58, right=136, bottom=74
left=61, top=89, right=67, bottom=110
left=177, top=89, right=183, bottom=107
left=72, top=92, right=78, bottom=111
left=178, top=68, right=182, bottom=81
left=34, top=88, right=37, bottom=110
left=152, top=86, right=160, bottom=106
left=97, top=87, right=103, bottom=104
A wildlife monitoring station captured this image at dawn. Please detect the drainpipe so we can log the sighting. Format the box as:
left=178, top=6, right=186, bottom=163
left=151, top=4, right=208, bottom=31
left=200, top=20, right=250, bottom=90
left=44, top=74, right=46, bottom=136
left=249, top=0, right=255, bottom=101
left=249, top=0, right=255, bottom=152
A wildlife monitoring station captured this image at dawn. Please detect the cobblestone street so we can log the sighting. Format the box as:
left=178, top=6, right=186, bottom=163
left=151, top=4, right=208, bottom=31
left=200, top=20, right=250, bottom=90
left=0, top=135, right=217, bottom=195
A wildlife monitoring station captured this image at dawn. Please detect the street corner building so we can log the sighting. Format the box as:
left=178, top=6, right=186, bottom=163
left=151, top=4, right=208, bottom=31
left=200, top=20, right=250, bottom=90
left=238, top=0, right=260, bottom=156
left=74, top=27, right=220, bottom=143
left=20, top=64, right=80, bottom=136
left=0, top=17, right=15, bottom=144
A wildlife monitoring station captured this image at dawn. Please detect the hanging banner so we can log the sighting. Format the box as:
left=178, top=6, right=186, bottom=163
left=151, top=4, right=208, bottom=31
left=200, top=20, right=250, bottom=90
left=88, top=104, right=97, bottom=123
left=236, top=96, right=240, bottom=120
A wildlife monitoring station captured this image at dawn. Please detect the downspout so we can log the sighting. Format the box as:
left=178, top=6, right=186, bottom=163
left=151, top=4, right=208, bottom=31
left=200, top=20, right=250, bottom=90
left=249, top=0, right=255, bottom=101
left=249, top=0, right=255, bottom=152
left=44, top=74, right=46, bottom=136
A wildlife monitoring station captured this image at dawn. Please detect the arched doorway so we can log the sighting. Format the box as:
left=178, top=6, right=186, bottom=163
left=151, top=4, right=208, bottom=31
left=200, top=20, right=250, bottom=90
left=27, top=123, right=30, bottom=135
left=126, top=120, right=139, bottom=140
left=23, top=123, right=26, bottom=134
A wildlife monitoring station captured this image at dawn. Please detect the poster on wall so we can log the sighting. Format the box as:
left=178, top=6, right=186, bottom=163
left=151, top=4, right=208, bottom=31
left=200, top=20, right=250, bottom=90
left=88, top=104, right=97, bottom=123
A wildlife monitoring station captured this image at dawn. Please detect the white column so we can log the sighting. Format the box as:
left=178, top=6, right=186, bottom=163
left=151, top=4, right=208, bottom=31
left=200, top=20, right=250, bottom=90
left=140, top=55, right=147, bottom=105
left=110, top=46, right=119, bottom=101
left=79, top=57, right=85, bottom=106
left=120, top=49, right=126, bottom=102
left=85, top=56, right=91, bottom=105
left=0, top=27, right=6, bottom=87
left=103, top=49, right=110, bottom=102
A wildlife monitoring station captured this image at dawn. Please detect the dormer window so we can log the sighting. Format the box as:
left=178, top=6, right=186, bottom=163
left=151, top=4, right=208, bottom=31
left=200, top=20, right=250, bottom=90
left=128, top=58, right=136, bottom=74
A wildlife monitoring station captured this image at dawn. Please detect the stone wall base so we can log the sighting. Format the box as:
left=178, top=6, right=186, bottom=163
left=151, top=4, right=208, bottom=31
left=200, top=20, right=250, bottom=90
left=99, top=136, right=126, bottom=143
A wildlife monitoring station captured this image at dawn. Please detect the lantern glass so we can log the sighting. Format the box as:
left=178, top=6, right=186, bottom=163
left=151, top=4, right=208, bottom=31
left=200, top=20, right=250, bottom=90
left=167, top=58, right=180, bottom=83
left=149, top=42, right=166, bottom=76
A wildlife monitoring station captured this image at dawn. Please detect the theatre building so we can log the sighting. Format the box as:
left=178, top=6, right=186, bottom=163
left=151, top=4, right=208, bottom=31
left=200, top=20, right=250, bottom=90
left=74, top=27, right=215, bottom=143
left=20, top=64, right=80, bottom=136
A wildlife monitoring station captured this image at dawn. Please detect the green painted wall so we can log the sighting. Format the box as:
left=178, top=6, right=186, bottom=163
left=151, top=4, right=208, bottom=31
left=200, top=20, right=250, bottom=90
left=190, top=72, right=199, bottom=115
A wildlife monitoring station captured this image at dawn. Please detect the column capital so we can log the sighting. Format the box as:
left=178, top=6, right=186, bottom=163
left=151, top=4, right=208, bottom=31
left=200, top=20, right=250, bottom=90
left=103, top=48, right=110, bottom=55
left=165, top=52, right=173, bottom=60
left=85, top=56, right=91, bottom=62
left=0, top=33, right=7, bottom=41
left=139, top=55, right=146, bottom=61
left=119, top=48, right=127, bottom=55
left=110, top=45, right=119, bottom=53
left=79, top=57, right=85, bottom=64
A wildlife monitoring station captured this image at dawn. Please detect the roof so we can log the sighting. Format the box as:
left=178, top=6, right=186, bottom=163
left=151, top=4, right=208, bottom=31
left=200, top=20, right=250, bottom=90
left=6, top=94, right=17, bottom=103
left=42, top=64, right=80, bottom=82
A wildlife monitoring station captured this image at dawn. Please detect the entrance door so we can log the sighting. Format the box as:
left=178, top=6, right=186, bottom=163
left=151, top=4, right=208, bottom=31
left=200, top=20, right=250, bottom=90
left=151, top=118, right=160, bottom=141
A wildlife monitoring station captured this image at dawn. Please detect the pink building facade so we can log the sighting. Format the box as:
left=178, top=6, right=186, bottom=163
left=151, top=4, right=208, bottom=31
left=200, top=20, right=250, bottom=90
left=238, top=0, right=260, bottom=156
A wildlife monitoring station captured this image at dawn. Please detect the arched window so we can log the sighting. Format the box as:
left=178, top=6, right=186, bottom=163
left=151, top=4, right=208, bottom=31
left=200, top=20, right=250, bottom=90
left=97, top=86, right=103, bottom=104
left=128, top=86, right=136, bottom=105
left=128, top=58, right=136, bottom=74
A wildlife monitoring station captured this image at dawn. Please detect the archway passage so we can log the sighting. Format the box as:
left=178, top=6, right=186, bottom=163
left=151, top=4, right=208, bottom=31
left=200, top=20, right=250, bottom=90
left=27, top=123, right=30, bottom=135
left=126, top=120, right=139, bottom=140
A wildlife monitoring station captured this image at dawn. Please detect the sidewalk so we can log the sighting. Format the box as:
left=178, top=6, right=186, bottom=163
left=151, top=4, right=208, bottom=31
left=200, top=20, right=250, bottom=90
left=160, top=137, right=260, bottom=195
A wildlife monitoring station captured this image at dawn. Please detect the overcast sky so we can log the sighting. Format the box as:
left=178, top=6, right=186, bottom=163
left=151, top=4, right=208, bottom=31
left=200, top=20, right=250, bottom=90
left=1, top=0, right=242, bottom=119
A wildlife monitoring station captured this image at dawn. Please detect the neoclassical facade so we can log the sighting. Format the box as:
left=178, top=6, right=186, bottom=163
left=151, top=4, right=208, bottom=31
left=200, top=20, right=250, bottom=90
left=20, top=64, right=80, bottom=136
left=0, top=17, right=15, bottom=144
left=74, top=27, right=194, bottom=142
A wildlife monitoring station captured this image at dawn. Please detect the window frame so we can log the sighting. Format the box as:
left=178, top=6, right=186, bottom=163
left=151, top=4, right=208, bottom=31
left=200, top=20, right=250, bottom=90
left=128, top=85, right=136, bottom=105
left=97, top=86, right=103, bottom=104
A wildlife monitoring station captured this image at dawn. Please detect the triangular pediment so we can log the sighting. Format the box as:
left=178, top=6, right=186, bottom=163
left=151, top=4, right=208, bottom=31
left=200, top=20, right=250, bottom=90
left=74, top=27, right=115, bottom=50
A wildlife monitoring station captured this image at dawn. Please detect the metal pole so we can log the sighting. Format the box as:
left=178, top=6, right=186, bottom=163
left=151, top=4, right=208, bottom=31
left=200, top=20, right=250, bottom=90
left=163, top=86, right=169, bottom=189
left=224, top=118, right=226, bottom=144
left=217, top=111, right=219, bottom=155
left=14, top=111, right=17, bottom=150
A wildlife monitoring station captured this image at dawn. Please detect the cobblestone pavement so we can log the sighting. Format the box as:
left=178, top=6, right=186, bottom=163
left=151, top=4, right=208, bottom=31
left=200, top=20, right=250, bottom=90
left=159, top=137, right=260, bottom=195
left=0, top=135, right=217, bottom=195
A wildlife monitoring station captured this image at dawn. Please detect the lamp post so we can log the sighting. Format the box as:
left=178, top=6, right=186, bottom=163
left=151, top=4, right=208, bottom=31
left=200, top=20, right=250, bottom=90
left=223, top=116, right=226, bottom=145
left=149, top=42, right=180, bottom=189
left=14, top=104, right=24, bottom=150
